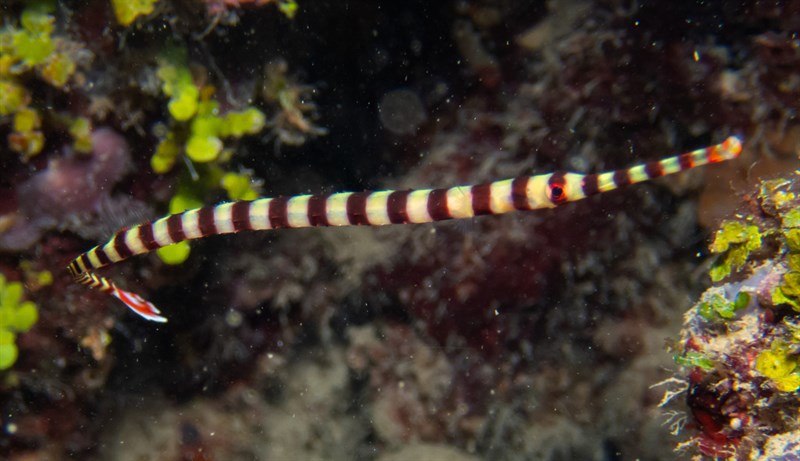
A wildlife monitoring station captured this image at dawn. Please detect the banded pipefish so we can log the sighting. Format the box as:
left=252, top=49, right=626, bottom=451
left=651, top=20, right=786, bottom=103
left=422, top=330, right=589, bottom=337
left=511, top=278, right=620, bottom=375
left=68, top=136, right=743, bottom=322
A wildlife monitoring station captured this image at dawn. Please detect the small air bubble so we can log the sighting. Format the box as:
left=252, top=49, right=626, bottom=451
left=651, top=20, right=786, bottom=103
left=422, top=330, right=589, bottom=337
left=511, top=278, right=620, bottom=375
left=378, top=89, right=427, bottom=135
left=225, top=310, right=243, bottom=328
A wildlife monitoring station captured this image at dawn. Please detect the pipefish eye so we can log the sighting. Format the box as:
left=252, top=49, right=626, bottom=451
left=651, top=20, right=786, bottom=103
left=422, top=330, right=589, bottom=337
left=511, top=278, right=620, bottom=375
left=547, top=174, right=568, bottom=205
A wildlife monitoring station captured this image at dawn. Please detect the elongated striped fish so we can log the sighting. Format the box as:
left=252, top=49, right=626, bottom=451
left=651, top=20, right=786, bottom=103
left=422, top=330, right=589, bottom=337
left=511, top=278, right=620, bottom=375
left=68, top=136, right=743, bottom=322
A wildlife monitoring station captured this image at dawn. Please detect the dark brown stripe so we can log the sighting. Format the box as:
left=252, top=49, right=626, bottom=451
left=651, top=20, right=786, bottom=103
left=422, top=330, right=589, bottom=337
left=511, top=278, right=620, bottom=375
left=426, top=189, right=451, bottom=221
left=138, top=224, right=160, bottom=251
left=80, top=253, right=92, bottom=271
left=231, top=201, right=253, bottom=231
left=548, top=172, right=568, bottom=205
left=644, top=160, right=664, bottom=178
left=307, top=194, right=330, bottom=227
left=511, top=177, right=530, bottom=210
left=198, top=206, right=217, bottom=236
left=387, top=191, right=410, bottom=224
left=269, top=196, right=290, bottom=229
left=69, top=261, right=79, bottom=276
left=582, top=174, right=599, bottom=196
left=471, top=183, right=492, bottom=215
left=93, top=247, right=112, bottom=266
left=678, top=153, right=694, bottom=170
left=167, top=214, right=186, bottom=243
left=347, top=192, right=370, bottom=225
left=113, top=231, right=134, bottom=260
left=613, top=169, right=631, bottom=187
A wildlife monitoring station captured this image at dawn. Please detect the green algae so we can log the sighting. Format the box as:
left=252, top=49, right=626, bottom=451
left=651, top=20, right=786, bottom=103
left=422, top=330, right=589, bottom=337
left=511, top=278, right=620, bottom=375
left=0, top=275, right=38, bottom=370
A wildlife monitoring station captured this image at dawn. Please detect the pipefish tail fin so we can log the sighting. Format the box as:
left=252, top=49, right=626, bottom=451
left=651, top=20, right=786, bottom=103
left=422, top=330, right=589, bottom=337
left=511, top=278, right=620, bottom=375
left=71, top=270, right=168, bottom=322
left=111, top=287, right=168, bottom=323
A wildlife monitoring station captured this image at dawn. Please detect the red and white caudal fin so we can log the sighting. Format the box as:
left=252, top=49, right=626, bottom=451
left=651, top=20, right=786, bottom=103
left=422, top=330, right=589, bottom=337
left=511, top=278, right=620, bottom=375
left=111, top=287, right=168, bottom=323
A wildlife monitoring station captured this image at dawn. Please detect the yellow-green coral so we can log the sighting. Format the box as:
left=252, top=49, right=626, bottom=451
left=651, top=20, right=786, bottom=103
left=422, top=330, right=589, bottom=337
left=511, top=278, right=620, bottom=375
left=155, top=59, right=267, bottom=166
left=0, top=6, right=87, bottom=160
left=756, top=342, right=800, bottom=392
left=157, top=240, right=192, bottom=265
left=158, top=62, right=199, bottom=122
left=40, top=51, right=77, bottom=87
left=278, top=0, right=299, bottom=19
left=13, top=108, right=39, bottom=132
left=111, top=0, right=160, bottom=27
left=186, top=101, right=224, bottom=162
left=0, top=79, right=30, bottom=116
left=186, top=135, right=223, bottom=163
left=675, top=351, right=715, bottom=371
left=20, top=35, right=78, bottom=88
left=220, top=107, right=267, bottom=138
left=772, top=210, right=800, bottom=311
left=12, top=9, right=55, bottom=66
left=222, top=171, right=259, bottom=201
left=0, top=274, right=39, bottom=370
left=69, top=117, right=93, bottom=153
left=783, top=209, right=800, bottom=232
left=9, top=108, right=44, bottom=158
left=151, top=134, right=182, bottom=174
left=185, top=99, right=266, bottom=163
left=709, top=220, right=763, bottom=282
left=0, top=8, right=78, bottom=88
left=697, top=290, right=750, bottom=321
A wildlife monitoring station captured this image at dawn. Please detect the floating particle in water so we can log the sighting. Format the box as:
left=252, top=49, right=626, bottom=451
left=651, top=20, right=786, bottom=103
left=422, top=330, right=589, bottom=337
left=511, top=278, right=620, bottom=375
left=378, top=89, right=427, bottom=135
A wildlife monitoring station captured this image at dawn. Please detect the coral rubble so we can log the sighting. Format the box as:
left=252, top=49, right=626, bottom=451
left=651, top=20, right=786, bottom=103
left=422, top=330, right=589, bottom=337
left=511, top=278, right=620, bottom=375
left=671, top=176, right=800, bottom=459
